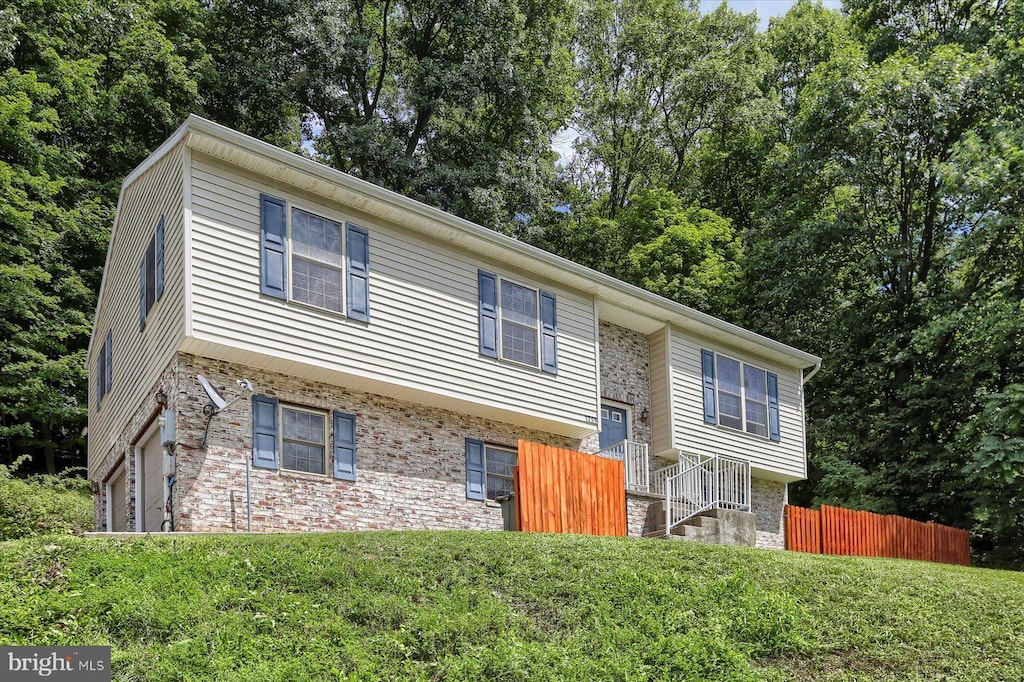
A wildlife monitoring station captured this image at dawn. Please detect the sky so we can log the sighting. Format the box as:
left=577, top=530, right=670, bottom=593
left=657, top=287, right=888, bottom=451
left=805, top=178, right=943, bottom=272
left=699, top=0, right=844, bottom=30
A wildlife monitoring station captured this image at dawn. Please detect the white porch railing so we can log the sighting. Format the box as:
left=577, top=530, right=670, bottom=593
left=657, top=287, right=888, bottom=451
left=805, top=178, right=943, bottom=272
left=654, top=451, right=751, bottom=535
left=595, top=440, right=650, bottom=492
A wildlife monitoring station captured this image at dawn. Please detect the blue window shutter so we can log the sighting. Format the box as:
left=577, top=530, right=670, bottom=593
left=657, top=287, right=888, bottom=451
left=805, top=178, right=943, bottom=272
left=138, top=258, right=147, bottom=330
left=767, top=372, right=780, bottom=442
left=465, top=438, right=485, bottom=500
left=155, top=215, right=165, bottom=300
left=95, top=354, right=103, bottom=409
left=260, top=194, right=287, bottom=299
left=104, top=330, right=112, bottom=393
left=252, top=395, right=279, bottom=469
left=478, top=271, right=498, bottom=358
left=539, top=290, right=558, bottom=374
left=346, top=224, right=370, bottom=322
left=332, top=411, right=357, bottom=481
left=701, top=349, right=717, bottom=424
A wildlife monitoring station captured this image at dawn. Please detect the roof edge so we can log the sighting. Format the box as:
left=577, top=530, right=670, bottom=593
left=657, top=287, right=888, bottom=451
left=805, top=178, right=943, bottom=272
left=172, top=115, right=820, bottom=368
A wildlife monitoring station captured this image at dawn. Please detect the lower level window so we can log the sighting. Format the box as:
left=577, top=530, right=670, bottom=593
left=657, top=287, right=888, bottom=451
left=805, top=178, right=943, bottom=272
left=282, top=406, right=326, bottom=474
left=485, top=445, right=517, bottom=500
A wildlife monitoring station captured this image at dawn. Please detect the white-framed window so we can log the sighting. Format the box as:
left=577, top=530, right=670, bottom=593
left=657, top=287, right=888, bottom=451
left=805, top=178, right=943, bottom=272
left=704, top=350, right=776, bottom=440
left=253, top=395, right=357, bottom=479
left=500, top=279, right=540, bottom=367
left=743, top=364, right=769, bottom=438
left=260, top=194, right=370, bottom=322
left=290, top=207, right=343, bottom=312
left=478, top=270, right=557, bottom=374
left=281, top=405, right=327, bottom=474
left=485, top=444, right=517, bottom=500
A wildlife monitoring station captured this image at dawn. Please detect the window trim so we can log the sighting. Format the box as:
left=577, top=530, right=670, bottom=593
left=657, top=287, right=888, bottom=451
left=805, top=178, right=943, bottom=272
left=260, top=193, right=371, bottom=321
left=497, top=277, right=541, bottom=369
left=288, top=205, right=345, bottom=315
left=483, top=443, right=517, bottom=501
left=709, top=351, right=775, bottom=440
left=279, top=403, right=329, bottom=476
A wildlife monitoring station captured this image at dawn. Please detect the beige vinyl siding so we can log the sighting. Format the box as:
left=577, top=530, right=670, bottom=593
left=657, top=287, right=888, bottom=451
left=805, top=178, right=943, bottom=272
left=187, top=154, right=599, bottom=436
left=87, top=145, right=186, bottom=478
left=669, top=329, right=806, bottom=481
left=648, top=326, right=674, bottom=457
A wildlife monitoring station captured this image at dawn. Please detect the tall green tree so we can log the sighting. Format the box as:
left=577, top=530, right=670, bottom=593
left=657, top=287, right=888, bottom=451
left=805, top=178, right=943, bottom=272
left=206, top=0, right=577, bottom=233
left=572, top=0, right=763, bottom=218
left=0, top=0, right=207, bottom=471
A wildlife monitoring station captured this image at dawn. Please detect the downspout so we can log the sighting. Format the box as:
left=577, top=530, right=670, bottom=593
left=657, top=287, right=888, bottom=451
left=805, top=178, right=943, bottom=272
left=798, top=361, right=822, bottom=484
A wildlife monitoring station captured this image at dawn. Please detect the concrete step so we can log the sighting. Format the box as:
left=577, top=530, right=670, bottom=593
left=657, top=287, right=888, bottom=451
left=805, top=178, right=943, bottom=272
left=705, top=508, right=756, bottom=546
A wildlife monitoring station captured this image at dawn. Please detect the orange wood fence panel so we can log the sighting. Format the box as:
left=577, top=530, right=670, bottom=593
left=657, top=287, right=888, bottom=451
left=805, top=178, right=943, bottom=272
left=785, top=504, right=970, bottom=566
left=784, top=505, right=821, bottom=553
left=514, top=440, right=626, bottom=536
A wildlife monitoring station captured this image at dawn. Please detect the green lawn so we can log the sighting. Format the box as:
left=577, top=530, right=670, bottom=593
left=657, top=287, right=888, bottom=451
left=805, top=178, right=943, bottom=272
left=1, top=531, right=1021, bottom=681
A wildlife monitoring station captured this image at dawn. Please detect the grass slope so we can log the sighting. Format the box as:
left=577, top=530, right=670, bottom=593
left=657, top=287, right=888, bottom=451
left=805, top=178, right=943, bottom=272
left=1, top=532, right=1021, bottom=681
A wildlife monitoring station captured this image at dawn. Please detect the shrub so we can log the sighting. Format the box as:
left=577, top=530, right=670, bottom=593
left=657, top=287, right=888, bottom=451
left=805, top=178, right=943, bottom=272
left=0, top=457, right=93, bottom=540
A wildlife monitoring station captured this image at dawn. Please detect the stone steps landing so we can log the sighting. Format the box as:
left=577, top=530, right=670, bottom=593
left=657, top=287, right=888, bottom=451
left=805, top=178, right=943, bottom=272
left=643, top=501, right=756, bottom=546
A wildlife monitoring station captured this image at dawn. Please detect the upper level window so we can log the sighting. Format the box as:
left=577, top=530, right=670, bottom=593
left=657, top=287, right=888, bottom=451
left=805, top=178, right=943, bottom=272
left=291, top=208, right=343, bottom=312
left=139, top=215, right=165, bottom=330
left=478, top=270, right=558, bottom=374
left=500, top=280, right=539, bottom=366
left=702, top=349, right=779, bottom=441
left=95, top=330, right=112, bottom=409
left=260, top=194, right=370, bottom=322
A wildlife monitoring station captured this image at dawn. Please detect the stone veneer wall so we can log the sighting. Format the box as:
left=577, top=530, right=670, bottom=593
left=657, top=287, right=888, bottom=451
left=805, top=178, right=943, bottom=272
left=92, top=348, right=792, bottom=548
left=171, top=353, right=580, bottom=533
left=92, top=360, right=181, bottom=531
left=579, top=322, right=652, bottom=454
left=626, top=492, right=659, bottom=537
left=751, top=478, right=788, bottom=549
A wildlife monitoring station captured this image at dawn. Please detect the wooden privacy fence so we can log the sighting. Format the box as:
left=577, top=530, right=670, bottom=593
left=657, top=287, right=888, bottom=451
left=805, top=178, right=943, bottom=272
left=514, top=440, right=626, bottom=536
left=785, top=504, right=970, bottom=566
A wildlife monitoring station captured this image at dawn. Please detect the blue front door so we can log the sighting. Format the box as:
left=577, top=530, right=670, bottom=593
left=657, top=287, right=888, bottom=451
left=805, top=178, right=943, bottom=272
left=599, top=404, right=629, bottom=449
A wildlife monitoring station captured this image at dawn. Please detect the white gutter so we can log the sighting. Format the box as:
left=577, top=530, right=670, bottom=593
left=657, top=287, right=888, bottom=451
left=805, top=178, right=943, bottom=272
left=802, top=362, right=822, bottom=384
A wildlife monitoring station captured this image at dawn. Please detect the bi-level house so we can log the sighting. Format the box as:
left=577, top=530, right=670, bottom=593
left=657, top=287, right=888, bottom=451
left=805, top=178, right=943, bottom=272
left=87, top=116, right=820, bottom=548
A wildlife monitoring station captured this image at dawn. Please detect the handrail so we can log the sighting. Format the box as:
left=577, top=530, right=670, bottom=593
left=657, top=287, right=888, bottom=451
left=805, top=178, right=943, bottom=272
left=662, top=452, right=751, bottom=535
left=595, top=440, right=650, bottom=493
